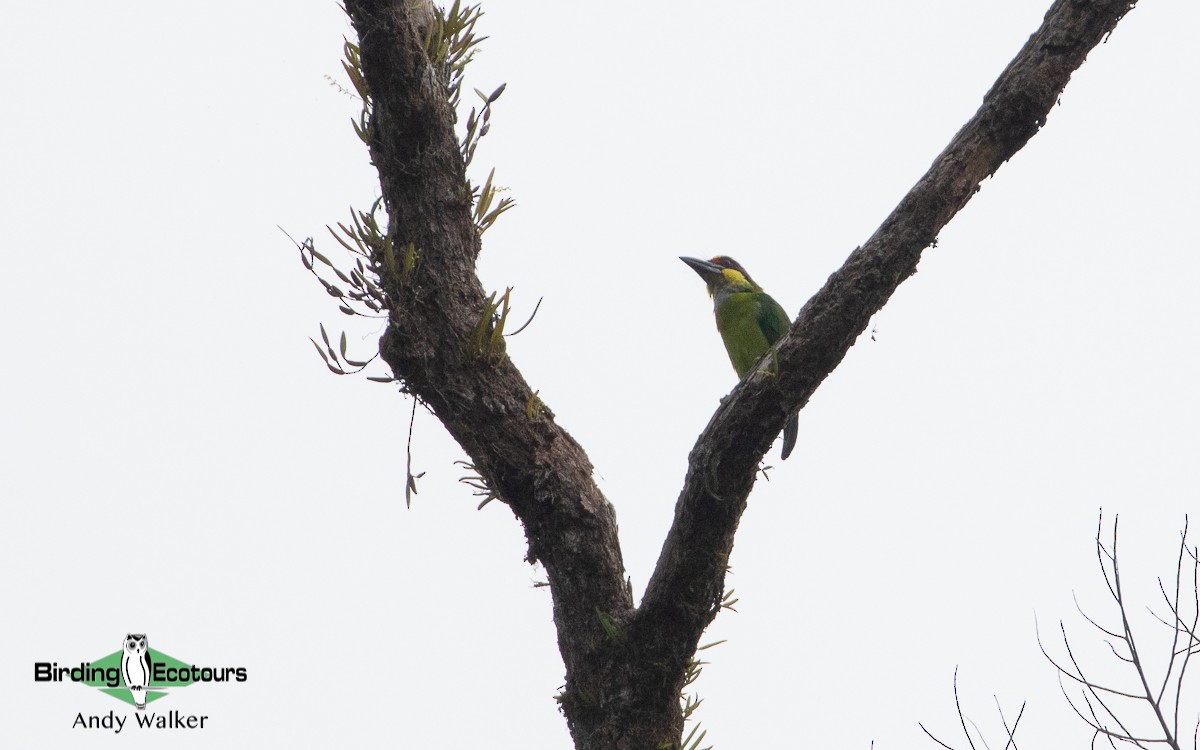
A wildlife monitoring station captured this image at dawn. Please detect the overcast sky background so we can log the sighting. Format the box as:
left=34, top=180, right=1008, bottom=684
left=3, top=1, right=1199, bottom=747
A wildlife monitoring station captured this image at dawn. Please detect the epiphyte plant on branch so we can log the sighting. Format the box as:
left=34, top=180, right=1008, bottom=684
left=289, top=1, right=519, bottom=385
left=309, top=0, right=1144, bottom=748
left=680, top=255, right=800, bottom=460
left=288, top=2, right=525, bottom=509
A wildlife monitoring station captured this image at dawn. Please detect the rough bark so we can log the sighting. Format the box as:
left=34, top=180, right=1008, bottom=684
left=639, top=0, right=1139, bottom=692
left=337, top=1, right=1138, bottom=748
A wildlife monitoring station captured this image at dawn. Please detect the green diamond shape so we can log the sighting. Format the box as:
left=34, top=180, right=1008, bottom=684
left=83, top=648, right=197, bottom=706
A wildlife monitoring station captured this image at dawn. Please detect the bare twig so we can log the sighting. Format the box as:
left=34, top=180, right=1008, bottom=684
left=920, top=669, right=1024, bottom=750
left=1042, top=514, right=1196, bottom=750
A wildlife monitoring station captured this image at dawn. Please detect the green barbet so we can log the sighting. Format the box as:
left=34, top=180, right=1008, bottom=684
left=680, top=255, right=798, bottom=460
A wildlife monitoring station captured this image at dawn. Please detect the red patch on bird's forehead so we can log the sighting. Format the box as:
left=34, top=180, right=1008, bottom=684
left=708, top=256, right=748, bottom=276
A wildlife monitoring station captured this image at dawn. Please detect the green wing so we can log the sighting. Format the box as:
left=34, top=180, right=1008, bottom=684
left=756, top=292, right=791, bottom=345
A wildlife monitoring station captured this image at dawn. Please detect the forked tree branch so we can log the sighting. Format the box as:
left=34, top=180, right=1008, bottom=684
left=336, top=1, right=1139, bottom=747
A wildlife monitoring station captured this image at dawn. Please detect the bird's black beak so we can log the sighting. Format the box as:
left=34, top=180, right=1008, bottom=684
left=679, top=256, right=724, bottom=285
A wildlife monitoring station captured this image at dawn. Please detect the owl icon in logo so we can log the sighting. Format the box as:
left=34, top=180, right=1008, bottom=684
left=121, top=634, right=152, bottom=710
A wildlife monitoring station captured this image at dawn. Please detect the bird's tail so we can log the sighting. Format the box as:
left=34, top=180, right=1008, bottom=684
left=780, top=411, right=799, bottom=460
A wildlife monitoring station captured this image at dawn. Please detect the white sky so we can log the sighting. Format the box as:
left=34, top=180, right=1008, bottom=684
left=3, top=1, right=1199, bottom=747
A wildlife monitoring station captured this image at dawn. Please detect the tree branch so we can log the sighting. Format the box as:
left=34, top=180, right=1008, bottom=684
left=342, top=0, right=633, bottom=701
left=640, top=0, right=1138, bottom=669
left=335, top=0, right=1140, bottom=747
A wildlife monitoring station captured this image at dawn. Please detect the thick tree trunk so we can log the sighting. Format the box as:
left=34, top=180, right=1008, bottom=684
left=338, top=1, right=1138, bottom=747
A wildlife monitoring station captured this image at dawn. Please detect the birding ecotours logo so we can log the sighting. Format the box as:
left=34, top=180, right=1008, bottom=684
left=34, top=633, right=247, bottom=712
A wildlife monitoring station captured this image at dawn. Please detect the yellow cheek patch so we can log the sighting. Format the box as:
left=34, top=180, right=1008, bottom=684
left=722, top=268, right=748, bottom=285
